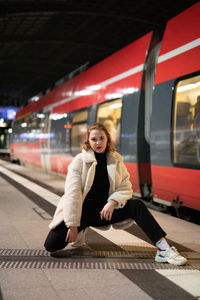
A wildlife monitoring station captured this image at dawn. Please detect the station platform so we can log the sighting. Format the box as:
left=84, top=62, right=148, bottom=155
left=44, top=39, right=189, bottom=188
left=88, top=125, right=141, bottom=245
left=0, top=159, right=200, bottom=300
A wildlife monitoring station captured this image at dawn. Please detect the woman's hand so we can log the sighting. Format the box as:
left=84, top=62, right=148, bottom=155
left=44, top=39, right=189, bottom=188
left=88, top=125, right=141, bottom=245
left=100, top=200, right=118, bottom=221
left=66, top=226, right=78, bottom=243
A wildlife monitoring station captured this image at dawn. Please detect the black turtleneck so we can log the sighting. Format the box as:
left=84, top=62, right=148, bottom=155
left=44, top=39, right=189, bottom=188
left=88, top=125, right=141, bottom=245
left=85, top=151, right=110, bottom=203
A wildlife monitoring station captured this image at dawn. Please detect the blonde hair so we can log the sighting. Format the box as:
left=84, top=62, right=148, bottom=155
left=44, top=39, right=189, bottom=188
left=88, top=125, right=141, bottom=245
left=81, top=123, right=116, bottom=152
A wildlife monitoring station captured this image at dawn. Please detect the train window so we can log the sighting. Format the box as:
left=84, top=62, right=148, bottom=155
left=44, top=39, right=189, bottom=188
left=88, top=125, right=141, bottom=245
left=71, top=110, right=88, bottom=156
left=22, top=112, right=44, bottom=142
left=18, top=117, right=28, bottom=143
left=49, top=113, right=69, bottom=154
left=173, top=74, right=200, bottom=167
left=12, top=112, right=49, bottom=144
left=12, top=120, right=20, bottom=143
left=97, top=99, right=122, bottom=149
left=73, top=110, right=88, bottom=123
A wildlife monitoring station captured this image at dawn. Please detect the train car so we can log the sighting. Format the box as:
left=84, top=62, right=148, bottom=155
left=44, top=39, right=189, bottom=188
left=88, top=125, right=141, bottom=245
left=10, top=3, right=200, bottom=216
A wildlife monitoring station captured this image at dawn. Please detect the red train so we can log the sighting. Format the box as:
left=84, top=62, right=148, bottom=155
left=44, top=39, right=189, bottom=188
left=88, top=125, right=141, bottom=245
left=10, top=3, right=200, bottom=216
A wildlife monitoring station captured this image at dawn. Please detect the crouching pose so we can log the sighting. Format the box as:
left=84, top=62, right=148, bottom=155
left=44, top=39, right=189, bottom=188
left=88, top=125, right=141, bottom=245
left=44, top=123, right=187, bottom=266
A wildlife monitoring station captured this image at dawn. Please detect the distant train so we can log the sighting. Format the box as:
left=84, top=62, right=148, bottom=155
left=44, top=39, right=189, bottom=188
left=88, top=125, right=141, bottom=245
left=10, top=3, right=200, bottom=217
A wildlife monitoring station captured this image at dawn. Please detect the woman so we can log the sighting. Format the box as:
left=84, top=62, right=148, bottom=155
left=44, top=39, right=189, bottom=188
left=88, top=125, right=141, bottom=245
left=44, top=123, right=187, bottom=266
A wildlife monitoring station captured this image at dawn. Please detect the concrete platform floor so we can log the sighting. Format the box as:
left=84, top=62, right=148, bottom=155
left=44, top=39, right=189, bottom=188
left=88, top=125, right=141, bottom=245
left=0, top=159, right=200, bottom=300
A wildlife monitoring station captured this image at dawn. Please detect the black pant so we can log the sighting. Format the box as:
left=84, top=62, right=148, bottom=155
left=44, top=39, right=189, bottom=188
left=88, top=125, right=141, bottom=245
left=44, top=199, right=166, bottom=252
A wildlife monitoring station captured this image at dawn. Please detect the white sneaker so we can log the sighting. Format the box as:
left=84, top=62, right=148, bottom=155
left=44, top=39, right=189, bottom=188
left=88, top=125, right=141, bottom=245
left=70, top=229, right=88, bottom=248
left=155, top=246, right=187, bottom=266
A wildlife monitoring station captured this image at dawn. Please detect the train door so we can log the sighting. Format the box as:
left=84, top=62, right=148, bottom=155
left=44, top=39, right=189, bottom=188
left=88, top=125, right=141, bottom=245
left=95, top=97, right=142, bottom=196
left=40, top=110, right=51, bottom=173
left=121, top=92, right=141, bottom=196
left=128, top=30, right=164, bottom=200
left=48, top=111, right=72, bottom=174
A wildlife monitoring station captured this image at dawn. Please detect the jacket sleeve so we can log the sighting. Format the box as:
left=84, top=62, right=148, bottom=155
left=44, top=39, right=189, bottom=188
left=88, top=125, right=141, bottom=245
left=107, top=161, right=133, bottom=208
left=62, top=156, right=83, bottom=227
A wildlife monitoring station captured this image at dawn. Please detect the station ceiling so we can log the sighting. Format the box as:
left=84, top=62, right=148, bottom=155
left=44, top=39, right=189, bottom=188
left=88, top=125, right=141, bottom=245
left=0, top=0, right=197, bottom=108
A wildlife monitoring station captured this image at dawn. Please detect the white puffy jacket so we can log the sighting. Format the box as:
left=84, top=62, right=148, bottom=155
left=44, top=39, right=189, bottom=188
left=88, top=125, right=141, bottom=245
left=49, top=149, right=133, bottom=229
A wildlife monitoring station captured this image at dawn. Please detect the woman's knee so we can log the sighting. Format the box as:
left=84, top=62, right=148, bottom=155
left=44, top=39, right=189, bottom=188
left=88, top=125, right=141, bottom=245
left=44, top=238, right=67, bottom=253
left=44, top=240, right=55, bottom=253
left=44, top=234, right=58, bottom=252
left=44, top=229, right=67, bottom=252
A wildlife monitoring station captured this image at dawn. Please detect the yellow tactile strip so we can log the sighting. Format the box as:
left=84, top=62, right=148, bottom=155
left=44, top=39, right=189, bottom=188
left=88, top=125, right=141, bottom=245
left=0, top=248, right=199, bottom=259
left=1, top=249, right=199, bottom=269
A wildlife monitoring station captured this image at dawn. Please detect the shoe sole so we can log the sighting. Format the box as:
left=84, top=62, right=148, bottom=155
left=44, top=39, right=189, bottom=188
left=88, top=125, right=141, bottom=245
left=155, top=257, right=187, bottom=266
